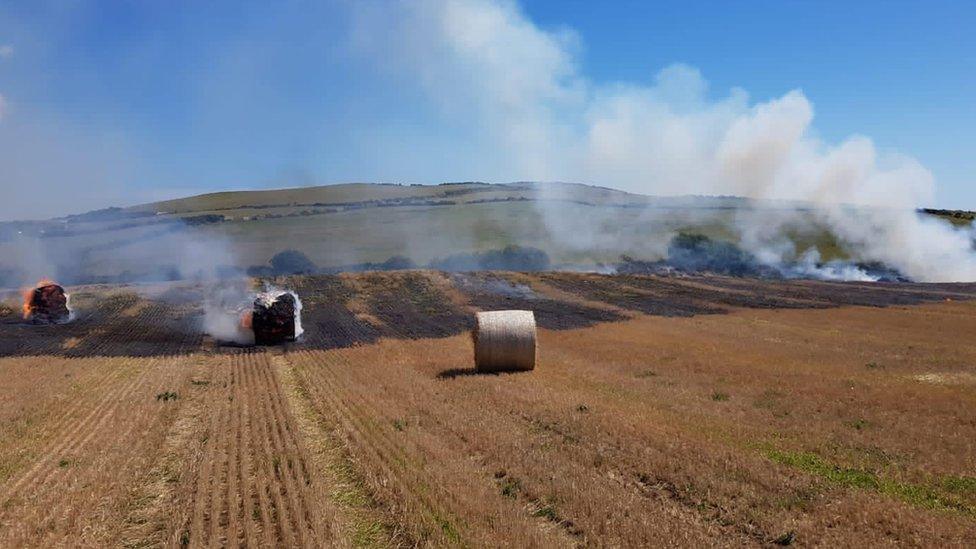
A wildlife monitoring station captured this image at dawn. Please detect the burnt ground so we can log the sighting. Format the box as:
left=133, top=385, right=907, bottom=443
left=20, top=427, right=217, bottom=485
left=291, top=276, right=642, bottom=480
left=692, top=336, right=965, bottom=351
left=289, top=275, right=381, bottom=349
left=684, top=276, right=975, bottom=308
left=3, top=271, right=976, bottom=357
left=0, top=287, right=202, bottom=358
left=537, top=273, right=726, bottom=317
left=451, top=272, right=625, bottom=330
left=353, top=271, right=474, bottom=339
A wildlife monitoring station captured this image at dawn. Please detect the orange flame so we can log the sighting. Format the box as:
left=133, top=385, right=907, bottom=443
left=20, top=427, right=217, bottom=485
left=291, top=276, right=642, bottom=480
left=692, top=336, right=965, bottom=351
left=240, top=310, right=253, bottom=330
left=21, top=279, right=58, bottom=320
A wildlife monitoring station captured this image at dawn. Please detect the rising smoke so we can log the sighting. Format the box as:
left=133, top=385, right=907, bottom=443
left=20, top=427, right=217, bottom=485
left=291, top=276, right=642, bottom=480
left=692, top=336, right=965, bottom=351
left=353, top=0, right=976, bottom=282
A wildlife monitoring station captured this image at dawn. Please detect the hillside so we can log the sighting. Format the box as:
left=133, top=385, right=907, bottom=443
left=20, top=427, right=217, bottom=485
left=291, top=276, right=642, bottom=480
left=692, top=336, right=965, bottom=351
left=0, top=181, right=969, bottom=288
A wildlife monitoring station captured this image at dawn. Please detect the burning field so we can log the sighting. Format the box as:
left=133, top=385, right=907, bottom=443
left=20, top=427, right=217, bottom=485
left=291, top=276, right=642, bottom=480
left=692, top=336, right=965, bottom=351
left=1, top=271, right=976, bottom=546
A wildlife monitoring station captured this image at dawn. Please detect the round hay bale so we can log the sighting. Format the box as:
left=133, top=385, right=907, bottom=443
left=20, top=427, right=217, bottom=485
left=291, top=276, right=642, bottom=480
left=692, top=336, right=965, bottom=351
left=473, top=310, right=536, bottom=372
left=252, top=291, right=298, bottom=345
left=25, top=283, right=71, bottom=324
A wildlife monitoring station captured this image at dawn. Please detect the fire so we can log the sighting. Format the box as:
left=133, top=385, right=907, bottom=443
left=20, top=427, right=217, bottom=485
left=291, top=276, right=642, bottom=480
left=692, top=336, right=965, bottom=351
left=22, top=278, right=57, bottom=320
left=240, top=310, right=253, bottom=330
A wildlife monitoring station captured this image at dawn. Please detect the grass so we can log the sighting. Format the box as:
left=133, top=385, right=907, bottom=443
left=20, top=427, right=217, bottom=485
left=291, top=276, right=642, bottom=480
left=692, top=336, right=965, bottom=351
left=499, top=476, right=521, bottom=499
left=844, top=418, right=871, bottom=431
left=764, top=448, right=976, bottom=515
left=276, top=354, right=393, bottom=547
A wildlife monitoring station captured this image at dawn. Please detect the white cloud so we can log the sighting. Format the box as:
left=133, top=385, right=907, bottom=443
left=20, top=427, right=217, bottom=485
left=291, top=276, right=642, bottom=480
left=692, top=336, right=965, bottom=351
left=355, top=0, right=927, bottom=207
left=0, top=45, right=12, bottom=59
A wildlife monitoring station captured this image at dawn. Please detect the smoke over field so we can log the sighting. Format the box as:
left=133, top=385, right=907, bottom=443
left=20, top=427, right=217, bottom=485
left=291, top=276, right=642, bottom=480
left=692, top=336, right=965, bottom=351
left=1, top=182, right=974, bottom=290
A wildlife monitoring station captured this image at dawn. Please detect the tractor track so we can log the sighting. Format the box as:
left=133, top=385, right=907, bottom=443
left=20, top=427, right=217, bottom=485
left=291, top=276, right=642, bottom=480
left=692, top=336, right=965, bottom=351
left=179, top=349, right=333, bottom=547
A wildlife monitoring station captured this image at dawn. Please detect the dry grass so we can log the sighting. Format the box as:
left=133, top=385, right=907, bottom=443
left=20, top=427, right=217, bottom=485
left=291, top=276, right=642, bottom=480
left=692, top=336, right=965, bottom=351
left=1, top=273, right=975, bottom=546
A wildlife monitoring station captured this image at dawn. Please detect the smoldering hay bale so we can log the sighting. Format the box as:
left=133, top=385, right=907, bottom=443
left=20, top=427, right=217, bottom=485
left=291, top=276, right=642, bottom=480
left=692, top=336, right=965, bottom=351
left=473, top=310, right=537, bottom=372
left=252, top=291, right=302, bottom=345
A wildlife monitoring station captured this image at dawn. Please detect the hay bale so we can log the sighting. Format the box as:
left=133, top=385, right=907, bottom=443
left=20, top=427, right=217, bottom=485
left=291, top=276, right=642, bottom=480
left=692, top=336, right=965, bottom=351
left=473, top=310, right=536, bottom=372
left=252, top=291, right=298, bottom=345
left=25, top=283, right=71, bottom=324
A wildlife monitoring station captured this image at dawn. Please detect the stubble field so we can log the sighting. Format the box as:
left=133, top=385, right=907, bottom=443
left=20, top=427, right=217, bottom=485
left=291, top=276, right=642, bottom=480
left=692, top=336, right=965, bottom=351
left=2, top=271, right=976, bottom=547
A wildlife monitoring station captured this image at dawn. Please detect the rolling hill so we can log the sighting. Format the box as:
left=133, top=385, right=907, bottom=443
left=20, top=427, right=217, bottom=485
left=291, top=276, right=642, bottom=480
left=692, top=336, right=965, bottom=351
left=0, top=181, right=969, bottom=288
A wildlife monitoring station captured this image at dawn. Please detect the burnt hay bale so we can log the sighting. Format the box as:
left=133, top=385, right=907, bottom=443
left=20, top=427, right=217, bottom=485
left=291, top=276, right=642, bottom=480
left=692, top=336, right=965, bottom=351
left=252, top=292, right=300, bottom=345
left=473, top=310, right=537, bottom=372
left=26, top=283, right=71, bottom=324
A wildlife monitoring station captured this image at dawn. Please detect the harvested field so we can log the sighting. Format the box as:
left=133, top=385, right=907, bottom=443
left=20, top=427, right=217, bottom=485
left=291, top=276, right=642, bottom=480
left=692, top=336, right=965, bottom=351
left=2, top=271, right=976, bottom=546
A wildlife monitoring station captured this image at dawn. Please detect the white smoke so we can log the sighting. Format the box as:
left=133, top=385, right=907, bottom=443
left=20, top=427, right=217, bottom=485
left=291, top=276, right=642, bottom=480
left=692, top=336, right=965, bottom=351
left=788, top=249, right=878, bottom=282
left=353, top=0, right=976, bottom=282
left=202, top=279, right=254, bottom=345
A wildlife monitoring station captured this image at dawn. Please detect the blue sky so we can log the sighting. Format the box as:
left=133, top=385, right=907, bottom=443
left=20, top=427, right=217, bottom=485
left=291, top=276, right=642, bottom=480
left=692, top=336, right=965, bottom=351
left=0, top=0, right=973, bottom=219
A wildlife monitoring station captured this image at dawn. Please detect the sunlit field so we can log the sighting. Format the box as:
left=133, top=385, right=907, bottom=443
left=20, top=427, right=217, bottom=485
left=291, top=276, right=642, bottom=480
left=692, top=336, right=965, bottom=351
left=2, top=272, right=976, bottom=546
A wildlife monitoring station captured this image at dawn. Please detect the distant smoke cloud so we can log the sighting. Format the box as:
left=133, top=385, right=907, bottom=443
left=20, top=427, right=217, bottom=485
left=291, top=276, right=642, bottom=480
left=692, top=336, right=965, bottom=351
left=0, top=94, right=7, bottom=120
left=353, top=0, right=976, bottom=282
left=0, top=45, right=12, bottom=59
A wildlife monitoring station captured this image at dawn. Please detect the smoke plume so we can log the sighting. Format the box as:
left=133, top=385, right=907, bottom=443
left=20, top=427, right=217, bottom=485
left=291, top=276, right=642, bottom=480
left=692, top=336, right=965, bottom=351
left=353, top=0, right=976, bottom=282
left=203, top=279, right=254, bottom=345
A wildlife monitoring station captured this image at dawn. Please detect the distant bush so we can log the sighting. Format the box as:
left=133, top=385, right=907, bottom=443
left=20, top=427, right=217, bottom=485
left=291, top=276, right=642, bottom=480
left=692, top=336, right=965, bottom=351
left=270, top=249, right=317, bottom=275
left=325, top=255, right=417, bottom=273
left=429, top=245, right=550, bottom=272
left=246, top=265, right=276, bottom=277
left=376, top=255, right=416, bottom=270
left=182, top=214, right=225, bottom=226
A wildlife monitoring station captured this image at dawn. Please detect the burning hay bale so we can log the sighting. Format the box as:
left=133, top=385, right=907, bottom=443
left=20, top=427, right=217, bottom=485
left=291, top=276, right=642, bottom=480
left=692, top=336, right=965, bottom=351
left=251, top=289, right=303, bottom=345
left=473, top=310, right=536, bottom=372
left=22, top=281, right=72, bottom=324
left=204, top=285, right=304, bottom=346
